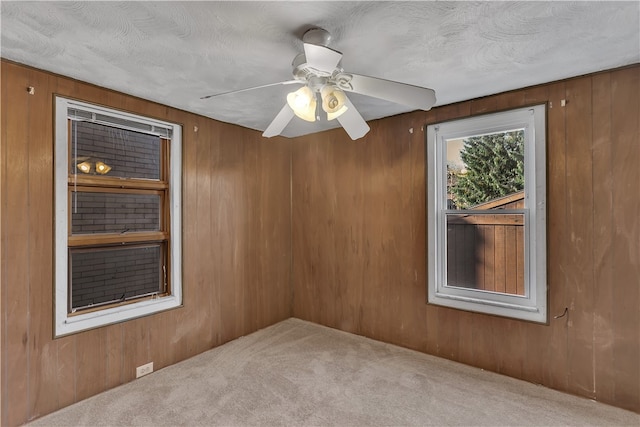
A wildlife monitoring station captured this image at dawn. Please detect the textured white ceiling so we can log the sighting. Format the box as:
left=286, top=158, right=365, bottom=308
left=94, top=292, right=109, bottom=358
left=2, top=1, right=639, bottom=138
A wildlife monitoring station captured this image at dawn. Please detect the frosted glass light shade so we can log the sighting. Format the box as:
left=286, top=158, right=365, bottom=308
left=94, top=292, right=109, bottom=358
left=321, top=85, right=348, bottom=120
left=287, top=86, right=316, bottom=122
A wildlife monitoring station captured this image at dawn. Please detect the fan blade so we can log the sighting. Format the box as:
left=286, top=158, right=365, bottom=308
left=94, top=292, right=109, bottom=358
left=335, top=73, right=436, bottom=111
left=303, top=43, right=343, bottom=74
left=262, top=104, right=295, bottom=138
left=201, top=80, right=301, bottom=99
left=337, top=96, right=370, bottom=140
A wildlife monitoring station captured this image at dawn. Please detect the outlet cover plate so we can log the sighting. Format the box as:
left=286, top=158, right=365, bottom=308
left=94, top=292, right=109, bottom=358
left=136, top=362, right=153, bottom=378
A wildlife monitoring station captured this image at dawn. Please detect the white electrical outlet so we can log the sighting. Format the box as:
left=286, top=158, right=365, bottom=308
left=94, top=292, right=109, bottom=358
left=136, top=362, right=153, bottom=378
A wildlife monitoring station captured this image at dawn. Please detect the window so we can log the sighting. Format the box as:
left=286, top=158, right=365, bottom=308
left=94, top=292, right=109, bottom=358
left=426, top=105, right=547, bottom=323
left=54, top=97, right=182, bottom=336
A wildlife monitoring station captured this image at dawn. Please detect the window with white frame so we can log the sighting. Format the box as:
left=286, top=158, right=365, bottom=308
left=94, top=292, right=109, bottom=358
left=426, top=105, right=547, bottom=323
left=54, top=97, right=182, bottom=337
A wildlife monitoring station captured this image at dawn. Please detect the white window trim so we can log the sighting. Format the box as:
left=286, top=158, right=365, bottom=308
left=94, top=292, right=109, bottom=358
left=426, top=104, right=547, bottom=323
left=54, top=96, right=183, bottom=337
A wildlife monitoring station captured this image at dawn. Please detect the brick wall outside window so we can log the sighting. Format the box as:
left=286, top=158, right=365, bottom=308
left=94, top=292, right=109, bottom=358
left=68, top=120, right=168, bottom=311
left=71, top=121, right=160, bottom=179
left=70, top=245, right=162, bottom=309
left=71, top=192, right=160, bottom=234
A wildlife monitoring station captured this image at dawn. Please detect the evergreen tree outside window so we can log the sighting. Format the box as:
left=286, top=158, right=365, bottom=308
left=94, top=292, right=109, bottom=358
left=449, top=130, right=524, bottom=209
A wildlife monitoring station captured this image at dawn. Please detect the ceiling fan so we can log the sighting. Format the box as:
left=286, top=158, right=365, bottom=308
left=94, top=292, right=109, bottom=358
left=201, top=28, right=437, bottom=140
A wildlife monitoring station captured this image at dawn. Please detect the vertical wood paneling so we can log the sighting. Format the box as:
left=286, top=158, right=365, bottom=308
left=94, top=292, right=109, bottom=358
left=176, top=112, right=201, bottom=360
left=376, top=113, right=427, bottom=349
left=26, top=68, right=58, bottom=421
left=292, top=65, right=640, bottom=413
left=55, top=336, right=76, bottom=409
left=341, top=128, right=366, bottom=335
left=242, top=134, right=257, bottom=336
left=214, top=125, right=241, bottom=344
left=254, top=137, right=292, bottom=327
left=610, top=66, right=640, bottom=412
left=225, top=126, right=242, bottom=341
left=75, top=329, right=106, bottom=401
left=542, top=81, right=569, bottom=391
left=2, top=59, right=639, bottom=425
left=194, top=112, right=214, bottom=350
left=205, top=119, right=223, bottom=347
left=105, top=325, right=123, bottom=389
left=564, top=77, right=595, bottom=398
left=292, top=129, right=345, bottom=331
left=591, top=72, right=615, bottom=406
left=147, top=312, right=172, bottom=373
left=121, top=318, right=150, bottom=384
left=3, top=61, right=30, bottom=427
left=361, top=120, right=386, bottom=339
left=1, top=60, right=292, bottom=425
left=292, top=112, right=430, bottom=350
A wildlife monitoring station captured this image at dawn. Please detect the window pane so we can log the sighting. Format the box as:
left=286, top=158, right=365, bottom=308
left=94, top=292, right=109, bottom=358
left=70, top=121, right=161, bottom=180
left=70, top=245, right=163, bottom=311
left=446, top=213, right=525, bottom=296
left=446, top=130, right=524, bottom=210
left=427, top=104, right=546, bottom=323
left=71, top=192, right=160, bottom=234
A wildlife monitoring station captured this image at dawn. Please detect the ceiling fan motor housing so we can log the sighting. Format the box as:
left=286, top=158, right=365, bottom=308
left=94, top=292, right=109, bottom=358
left=302, top=28, right=332, bottom=47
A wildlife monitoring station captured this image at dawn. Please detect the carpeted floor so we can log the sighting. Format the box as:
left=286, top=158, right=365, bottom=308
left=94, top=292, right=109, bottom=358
left=29, top=318, right=639, bottom=426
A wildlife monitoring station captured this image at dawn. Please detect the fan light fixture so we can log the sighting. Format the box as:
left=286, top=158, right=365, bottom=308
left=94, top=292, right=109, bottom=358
left=321, top=85, right=348, bottom=121
left=204, top=28, right=435, bottom=140
left=287, top=85, right=349, bottom=123
left=287, top=86, right=316, bottom=122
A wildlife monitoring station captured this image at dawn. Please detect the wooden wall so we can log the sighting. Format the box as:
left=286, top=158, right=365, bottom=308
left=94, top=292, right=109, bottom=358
left=292, top=65, right=640, bottom=412
left=2, top=59, right=638, bottom=425
left=0, top=60, right=292, bottom=426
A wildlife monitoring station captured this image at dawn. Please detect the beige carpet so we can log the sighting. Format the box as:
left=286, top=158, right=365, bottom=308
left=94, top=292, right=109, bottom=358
left=29, top=318, right=639, bottom=426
